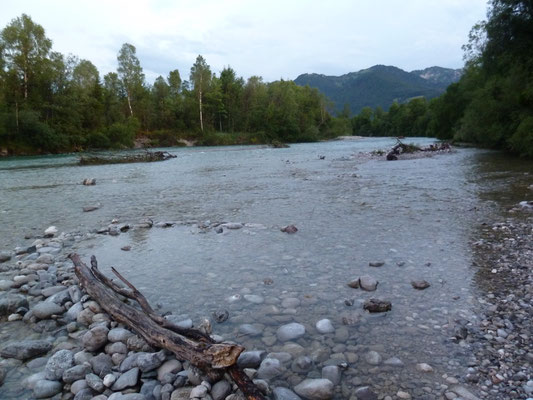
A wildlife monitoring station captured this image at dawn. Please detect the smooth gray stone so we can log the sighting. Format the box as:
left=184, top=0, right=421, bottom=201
left=86, top=372, right=105, bottom=392
left=354, top=386, right=378, bottom=400
left=66, top=302, right=84, bottom=321
left=273, top=387, right=302, bottom=400
left=108, top=327, right=134, bottom=342
left=33, top=379, right=62, bottom=398
left=237, top=350, right=266, bottom=368
left=137, top=351, right=166, bottom=372
left=0, top=251, right=11, bottom=263
left=140, top=379, right=159, bottom=399
left=211, top=380, right=232, bottom=400
left=71, top=379, right=88, bottom=394
left=315, top=319, right=335, bottom=334
left=1, top=340, right=52, bottom=360
left=294, top=379, right=334, bottom=400
left=73, top=388, right=93, bottom=400
left=90, top=353, right=113, bottom=378
left=111, top=367, right=140, bottom=391
left=277, top=323, right=305, bottom=342
left=448, top=385, right=481, bottom=400
left=321, top=365, right=341, bottom=385
left=239, top=324, right=262, bottom=336
left=359, top=275, right=378, bottom=291
left=82, top=326, right=109, bottom=351
left=33, top=302, right=64, bottom=319
left=45, top=349, right=74, bottom=380
left=257, top=358, right=284, bottom=380
left=364, top=351, right=382, bottom=365
left=62, top=364, right=92, bottom=383
left=0, top=294, right=29, bottom=317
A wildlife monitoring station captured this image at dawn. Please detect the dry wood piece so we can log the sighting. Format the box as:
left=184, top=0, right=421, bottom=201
left=69, top=253, right=266, bottom=400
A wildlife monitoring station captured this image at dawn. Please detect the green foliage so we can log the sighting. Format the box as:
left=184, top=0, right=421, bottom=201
left=509, top=116, right=533, bottom=157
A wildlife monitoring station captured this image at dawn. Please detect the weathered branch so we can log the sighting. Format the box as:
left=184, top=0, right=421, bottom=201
left=69, top=253, right=266, bottom=400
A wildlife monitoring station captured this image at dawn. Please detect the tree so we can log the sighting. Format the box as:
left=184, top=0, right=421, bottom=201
left=117, top=43, right=144, bottom=117
left=0, top=14, right=52, bottom=101
left=189, top=55, right=211, bottom=132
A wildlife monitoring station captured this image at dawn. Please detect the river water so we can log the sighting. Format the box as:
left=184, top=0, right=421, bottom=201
left=1, top=138, right=532, bottom=399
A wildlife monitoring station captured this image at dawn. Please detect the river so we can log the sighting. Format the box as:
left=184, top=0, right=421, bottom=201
left=0, top=137, right=532, bottom=399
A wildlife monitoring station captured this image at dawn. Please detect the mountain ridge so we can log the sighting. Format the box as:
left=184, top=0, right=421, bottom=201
left=294, top=65, right=462, bottom=114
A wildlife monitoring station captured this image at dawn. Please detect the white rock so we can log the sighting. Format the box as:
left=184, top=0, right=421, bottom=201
left=44, top=226, right=58, bottom=236
left=315, top=319, right=335, bottom=334
left=277, top=323, right=306, bottom=341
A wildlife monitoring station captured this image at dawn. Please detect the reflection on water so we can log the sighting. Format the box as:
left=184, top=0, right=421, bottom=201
left=1, top=139, right=532, bottom=398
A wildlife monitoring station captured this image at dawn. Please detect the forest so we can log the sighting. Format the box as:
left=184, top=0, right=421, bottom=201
left=1, top=0, right=532, bottom=157
left=350, top=0, right=533, bottom=157
left=0, top=15, right=341, bottom=155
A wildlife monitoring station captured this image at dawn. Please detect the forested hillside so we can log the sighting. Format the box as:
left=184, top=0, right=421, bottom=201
left=294, top=65, right=461, bottom=114
left=0, top=15, right=340, bottom=155
left=349, top=0, right=533, bottom=157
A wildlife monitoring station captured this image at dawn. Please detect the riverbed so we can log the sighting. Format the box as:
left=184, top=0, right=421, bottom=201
left=0, top=138, right=532, bottom=399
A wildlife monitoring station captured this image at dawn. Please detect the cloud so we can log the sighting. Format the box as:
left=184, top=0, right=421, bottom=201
left=0, top=0, right=488, bottom=82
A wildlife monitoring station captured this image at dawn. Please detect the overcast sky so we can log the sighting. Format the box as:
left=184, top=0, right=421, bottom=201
left=1, top=0, right=489, bottom=83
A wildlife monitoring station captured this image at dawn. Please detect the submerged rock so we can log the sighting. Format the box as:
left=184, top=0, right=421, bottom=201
left=363, top=298, right=391, bottom=313
left=281, top=225, right=298, bottom=234
left=277, top=322, right=306, bottom=341
left=294, top=378, right=334, bottom=400
left=411, top=280, right=430, bottom=290
left=359, top=275, right=378, bottom=291
left=0, top=340, right=52, bottom=360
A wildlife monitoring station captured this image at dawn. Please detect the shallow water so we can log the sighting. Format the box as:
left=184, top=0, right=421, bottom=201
left=1, top=138, right=532, bottom=398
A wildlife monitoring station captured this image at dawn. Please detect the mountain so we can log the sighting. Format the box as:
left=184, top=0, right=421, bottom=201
left=294, top=65, right=462, bottom=114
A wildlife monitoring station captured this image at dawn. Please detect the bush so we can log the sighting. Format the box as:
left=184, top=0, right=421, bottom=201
left=106, top=117, right=139, bottom=148
left=509, top=116, right=533, bottom=158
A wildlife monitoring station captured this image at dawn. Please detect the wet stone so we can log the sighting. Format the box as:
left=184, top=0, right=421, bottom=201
left=353, top=386, right=378, bottom=400
left=411, top=280, right=431, bottom=290
left=238, top=350, right=266, bottom=368
left=239, top=324, right=263, bottom=336
left=294, top=378, right=334, bottom=400
left=322, top=365, right=341, bottom=385
left=45, top=349, right=74, bottom=380
left=244, top=294, right=265, bottom=304
left=63, top=364, right=92, bottom=383
left=257, top=358, right=284, bottom=380
left=211, top=380, right=232, bottom=400
left=364, top=351, right=382, bottom=365
left=277, top=322, right=306, bottom=341
left=33, top=301, right=64, bottom=319
left=316, top=319, right=335, bottom=334
left=273, top=387, right=302, bottom=400
left=363, top=298, right=391, bottom=313
left=33, top=379, right=62, bottom=398
left=369, top=261, right=384, bottom=267
left=112, top=367, right=140, bottom=391
left=359, top=275, right=378, bottom=291
left=82, top=325, right=109, bottom=351
left=0, top=339, right=52, bottom=360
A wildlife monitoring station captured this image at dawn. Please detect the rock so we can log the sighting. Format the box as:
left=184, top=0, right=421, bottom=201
left=71, top=379, right=88, bottom=394
left=66, top=302, right=83, bottom=321
left=0, top=294, right=29, bottom=316
left=363, top=298, right=391, bottom=313
left=347, top=279, right=360, bottom=289
left=294, top=378, right=334, bottom=400
left=416, top=363, right=434, bottom=373
left=82, top=325, right=109, bottom=351
left=44, top=226, right=58, bottom=237
left=74, top=388, right=93, bottom=400
left=33, top=302, right=64, bottom=319
left=221, top=222, right=243, bottom=230
left=277, top=322, right=306, bottom=341
left=448, top=385, right=481, bottom=400
left=383, top=357, right=404, bottom=367
left=45, top=349, right=74, bottom=380
left=86, top=373, right=105, bottom=392
left=353, top=386, right=377, bottom=400
left=322, top=365, right=341, bottom=385
left=315, top=319, right=335, bottom=334
left=170, top=387, right=192, bottom=400
left=33, top=379, right=62, bottom=398
left=83, top=205, right=100, bottom=212
left=157, top=359, right=182, bottom=381
left=82, top=178, right=96, bottom=185
left=359, top=275, right=378, bottom=291
left=211, top=380, right=232, bottom=400
left=368, top=261, right=384, bottom=267
left=0, top=280, right=13, bottom=291
left=137, top=350, right=165, bottom=372
left=103, top=373, right=116, bottom=387
left=190, top=384, right=208, bottom=398
left=213, top=309, right=229, bottom=323
left=257, top=358, right=284, bottom=380
left=1, top=340, right=52, bottom=360
left=90, top=353, right=113, bottom=378
left=364, top=351, right=382, bottom=365
left=239, top=324, right=263, bottom=336
left=411, top=280, right=430, bottom=290
left=0, top=367, right=5, bottom=386
left=273, top=387, right=302, bottom=400
left=112, top=367, right=140, bottom=391
left=62, top=364, right=92, bottom=383
left=108, top=327, right=134, bottom=342
left=397, top=390, right=411, bottom=399
left=244, top=294, right=264, bottom=304
left=281, top=225, right=298, bottom=234
left=238, top=350, right=266, bottom=368
left=0, top=251, right=11, bottom=263
left=282, top=298, right=301, bottom=308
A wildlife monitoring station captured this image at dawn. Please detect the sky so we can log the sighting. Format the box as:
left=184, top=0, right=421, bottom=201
left=1, top=0, right=489, bottom=83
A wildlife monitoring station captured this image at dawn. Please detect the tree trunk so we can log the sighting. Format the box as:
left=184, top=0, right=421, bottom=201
left=127, top=92, right=134, bottom=117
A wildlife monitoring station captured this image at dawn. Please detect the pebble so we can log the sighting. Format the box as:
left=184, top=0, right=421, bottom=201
left=416, top=363, right=434, bottom=373
left=112, top=367, right=140, bottom=391
left=44, top=349, right=74, bottom=380
left=364, top=351, right=382, bottom=365
left=294, top=378, right=334, bottom=400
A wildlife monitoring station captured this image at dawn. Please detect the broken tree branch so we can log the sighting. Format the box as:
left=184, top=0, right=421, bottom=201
left=69, top=253, right=266, bottom=400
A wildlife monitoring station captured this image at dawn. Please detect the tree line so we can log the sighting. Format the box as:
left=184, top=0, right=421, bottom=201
left=0, top=14, right=345, bottom=154
left=349, top=0, right=533, bottom=157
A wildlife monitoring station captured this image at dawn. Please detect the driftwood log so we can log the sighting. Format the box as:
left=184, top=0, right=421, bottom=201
left=69, top=253, right=266, bottom=400
left=386, top=138, right=451, bottom=160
